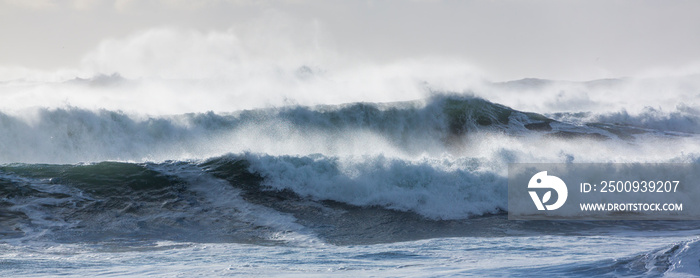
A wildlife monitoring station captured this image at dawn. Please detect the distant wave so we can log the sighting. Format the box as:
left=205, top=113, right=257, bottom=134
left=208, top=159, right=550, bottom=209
left=2, top=95, right=685, bottom=164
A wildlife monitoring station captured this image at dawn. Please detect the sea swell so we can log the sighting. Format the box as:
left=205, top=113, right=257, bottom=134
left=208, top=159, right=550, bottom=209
left=2, top=94, right=700, bottom=244
left=4, top=155, right=700, bottom=247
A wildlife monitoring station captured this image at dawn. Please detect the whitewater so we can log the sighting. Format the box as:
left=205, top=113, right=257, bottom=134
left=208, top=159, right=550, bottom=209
left=3, top=28, right=700, bottom=277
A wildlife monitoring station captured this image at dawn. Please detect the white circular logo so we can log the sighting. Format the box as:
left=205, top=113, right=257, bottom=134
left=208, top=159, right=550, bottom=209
left=528, top=171, right=568, bottom=210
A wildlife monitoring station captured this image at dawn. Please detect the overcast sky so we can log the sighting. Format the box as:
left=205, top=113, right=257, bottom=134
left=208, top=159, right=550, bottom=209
left=1, top=0, right=699, bottom=81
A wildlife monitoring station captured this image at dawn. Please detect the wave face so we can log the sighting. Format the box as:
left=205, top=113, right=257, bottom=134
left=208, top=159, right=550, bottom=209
left=0, top=160, right=315, bottom=244
left=4, top=157, right=700, bottom=245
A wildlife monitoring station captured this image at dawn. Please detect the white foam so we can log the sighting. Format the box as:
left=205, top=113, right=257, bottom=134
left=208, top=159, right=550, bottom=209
left=665, top=238, right=700, bottom=277
left=245, top=153, right=506, bottom=220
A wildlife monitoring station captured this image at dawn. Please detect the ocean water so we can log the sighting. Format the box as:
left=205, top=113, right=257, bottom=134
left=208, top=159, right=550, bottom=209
left=2, top=74, right=700, bottom=277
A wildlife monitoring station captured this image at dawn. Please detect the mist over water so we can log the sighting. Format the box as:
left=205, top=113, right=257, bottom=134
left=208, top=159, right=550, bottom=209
left=1, top=27, right=699, bottom=115
left=0, top=25, right=699, bottom=219
left=0, top=27, right=697, bottom=164
left=1, top=27, right=700, bottom=219
left=2, top=25, right=700, bottom=277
